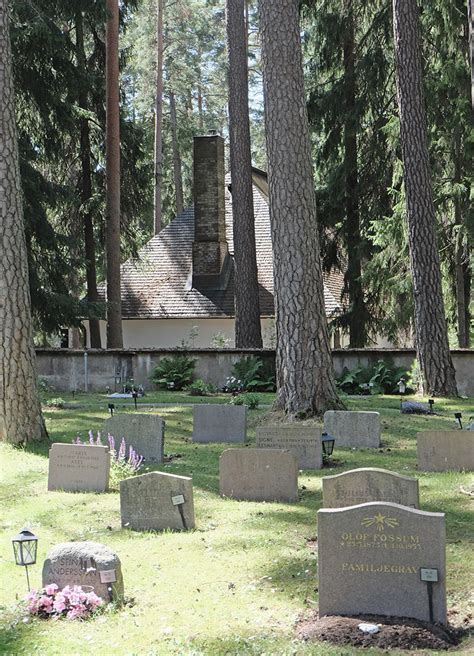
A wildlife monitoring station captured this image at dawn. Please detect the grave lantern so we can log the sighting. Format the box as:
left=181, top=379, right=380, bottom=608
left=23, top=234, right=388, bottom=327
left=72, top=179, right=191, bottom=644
left=397, top=379, right=406, bottom=412
left=321, top=432, right=335, bottom=460
left=12, top=528, right=38, bottom=591
left=428, top=399, right=434, bottom=414
left=108, top=402, right=115, bottom=417
left=454, top=412, right=463, bottom=429
left=132, top=389, right=138, bottom=410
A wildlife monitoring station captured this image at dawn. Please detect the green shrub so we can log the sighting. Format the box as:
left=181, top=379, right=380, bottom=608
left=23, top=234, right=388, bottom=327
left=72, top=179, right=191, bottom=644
left=336, top=359, right=410, bottom=395
left=151, top=355, right=196, bottom=390
left=44, top=397, right=66, bottom=408
left=229, top=356, right=275, bottom=392
left=230, top=392, right=260, bottom=409
left=186, top=379, right=217, bottom=396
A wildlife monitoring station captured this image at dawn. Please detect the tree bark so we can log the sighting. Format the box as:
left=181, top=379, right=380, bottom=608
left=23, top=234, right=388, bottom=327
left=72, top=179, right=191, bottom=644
left=0, top=0, right=47, bottom=443
left=392, top=0, right=457, bottom=395
left=468, top=0, right=474, bottom=109
left=260, top=0, right=343, bottom=416
left=453, top=133, right=470, bottom=347
left=226, top=0, right=263, bottom=348
left=169, top=89, right=184, bottom=216
left=105, top=0, right=123, bottom=348
left=343, top=0, right=368, bottom=347
left=76, top=5, right=101, bottom=349
left=154, top=0, right=164, bottom=234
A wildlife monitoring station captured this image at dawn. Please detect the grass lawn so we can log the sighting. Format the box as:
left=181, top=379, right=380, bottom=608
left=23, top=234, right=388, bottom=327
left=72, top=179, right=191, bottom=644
left=0, top=393, right=473, bottom=655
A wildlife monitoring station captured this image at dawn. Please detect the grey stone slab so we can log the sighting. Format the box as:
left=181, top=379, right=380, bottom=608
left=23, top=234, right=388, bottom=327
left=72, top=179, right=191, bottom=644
left=323, top=411, right=381, bottom=448
left=42, top=541, right=124, bottom=602
left=48, top=444, right=110, bottom=492
left=193, top=404, right=247, bottom=443
left=417, top=431, right=474, bottom=472
left=322, top=468, right=419, bottom=508
left=219, top=448, right=298, bottom=502
left=120, top=471, right=194, bottom=531
left=103, top=413, right=165, bottom=461
left=256, top=425, right=322, bottom=469
left=317, top=502, right=446, bottom=624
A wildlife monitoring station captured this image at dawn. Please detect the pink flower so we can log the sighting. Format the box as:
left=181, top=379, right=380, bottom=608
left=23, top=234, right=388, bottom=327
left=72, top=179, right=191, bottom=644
left=53, top=593, right=66, bottom=613
left=39, top=595, right=54, bottom=613
left=44, top=583, right=58, bottom=596
left=66, top=606, right=85, bottom=620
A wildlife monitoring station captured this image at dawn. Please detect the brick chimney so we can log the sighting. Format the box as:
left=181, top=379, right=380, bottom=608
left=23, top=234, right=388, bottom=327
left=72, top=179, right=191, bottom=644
left=192, top=133, right=230, bottom=289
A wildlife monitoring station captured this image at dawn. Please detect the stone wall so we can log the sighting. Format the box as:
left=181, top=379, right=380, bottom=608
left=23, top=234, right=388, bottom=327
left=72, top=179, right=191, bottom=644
left=35, top=348, right=474, bottom=397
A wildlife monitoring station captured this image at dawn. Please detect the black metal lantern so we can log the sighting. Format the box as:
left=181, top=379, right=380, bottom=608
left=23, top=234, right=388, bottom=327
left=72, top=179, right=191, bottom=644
left=12, top=528, right=38, bottom=590
left=454, top=412, right=463, bottom=429
left=108, top=402, right=115, bottom=416
left=428, top=399, right=434, bottom=414
left=132, top=389, right=138, bottom=410
left=321, top=432, right=335, bottom=460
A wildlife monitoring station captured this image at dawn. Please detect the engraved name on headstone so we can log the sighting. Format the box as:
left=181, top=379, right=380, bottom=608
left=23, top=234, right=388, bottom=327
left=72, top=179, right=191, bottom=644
left=256, top=425, right=322, bottom=469
left=48, top=444, right=110, bottom=492
left=322, top=468, right=419, bottom=508
left=317, top=502, right=446, bottom=624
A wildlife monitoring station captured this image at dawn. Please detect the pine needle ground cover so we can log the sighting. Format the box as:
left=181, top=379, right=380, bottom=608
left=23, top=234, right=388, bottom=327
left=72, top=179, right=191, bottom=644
left=0, top=394, right=473, bottom=655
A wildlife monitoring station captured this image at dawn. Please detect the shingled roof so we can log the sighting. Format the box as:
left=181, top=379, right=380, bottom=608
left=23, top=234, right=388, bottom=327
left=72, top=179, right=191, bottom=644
left=98, top=172, right=344, bottom=320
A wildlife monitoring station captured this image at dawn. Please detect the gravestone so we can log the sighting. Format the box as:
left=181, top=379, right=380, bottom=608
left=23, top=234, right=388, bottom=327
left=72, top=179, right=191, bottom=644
left=42, top=541, right=124, bottom=602
left=417, top=431, right=474, bottom=472
left=256, top=425, right=322, bottom=469
left=193, top=404, right=247, bottom=443
left=120, top=471, right=194, bottom=531
left=323, top=411, right=381, bottom=448
left=103, top=414, right=165, bottom=462
left=48, top=444, right=110, bottom=492
left=219, top=448, right=298, bottom=502
left=317, top=502, right=446, bottom=624
left=322, top=468, right=419, bottom=508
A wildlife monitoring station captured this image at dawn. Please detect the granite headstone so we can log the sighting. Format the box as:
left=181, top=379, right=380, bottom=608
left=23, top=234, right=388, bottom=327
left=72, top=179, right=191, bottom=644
left=219, top=448, right=298, bottom=502
left=417, top=431, right=474, bottom=472
left=48, top=444, right=110, bottom=492
left=120, top=471, right=194, bottom=531
left=323, top=411, right=381, bottom=448
left=103, top=414, right=165, bottom=462
left=42, top=541, right=124, bottom=601
left=256, top=425, right=322, bottom=469
left=193, top=404, right=247, bottom=443
left=317, top=502, right=446, bottom=624
left=322, top=468, right=419, bottom=508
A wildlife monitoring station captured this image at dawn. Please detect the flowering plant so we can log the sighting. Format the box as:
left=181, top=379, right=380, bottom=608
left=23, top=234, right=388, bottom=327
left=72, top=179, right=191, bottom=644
left=26, top=584, right=103, bottom=620
left=74, top=431, right=144, bottom=472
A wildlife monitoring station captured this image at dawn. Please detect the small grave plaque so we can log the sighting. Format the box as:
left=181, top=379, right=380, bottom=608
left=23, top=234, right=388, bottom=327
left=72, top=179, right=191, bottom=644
left=420, top=568, right=439, bottom=583
left=103, top=414, right=165, bottom=461
left=192, top=404, right=247, bottom=443
left=48, top=444, right=110, bottom=492
left=323, top=411, right=381, bottom=448
left=322, top=467, right=419, bottom=508
left=256, top=425, right=322, bottom=469
left=317, top=502, right=446, bottom=624
left=219, top=448, right=298, bottom=502
left=42, top=541, right=124, bottom=601
left=417, top=431, right=474, bottom=472
left=120, top=471, right=194, bottom=531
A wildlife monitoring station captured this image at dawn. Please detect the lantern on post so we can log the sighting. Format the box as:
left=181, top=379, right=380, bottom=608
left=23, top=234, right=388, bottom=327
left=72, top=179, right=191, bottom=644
left=454, top=412, right=463, bottom=429
left=397, top=379, right=406, bottom=412
left=12, top=528, right=38, bottom=591
left=321, top=432, right=335, bottom=462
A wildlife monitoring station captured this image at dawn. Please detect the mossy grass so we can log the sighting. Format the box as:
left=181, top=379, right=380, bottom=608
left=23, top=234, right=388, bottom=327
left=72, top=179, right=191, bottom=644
left=0, top=393, right=472, bottom=655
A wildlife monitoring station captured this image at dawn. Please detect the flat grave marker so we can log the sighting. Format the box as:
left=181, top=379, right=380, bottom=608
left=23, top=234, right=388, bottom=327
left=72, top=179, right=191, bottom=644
left=48, top=444, right=110, bottom=492
left=322, top=467, right=419, bottom=508
left=220, top=448, right=298, bottom=502
left=103, top=414, right=165, bottom=462
left=193, top=404, right=247, bottom=443
left=120, top=471, right=194, bottom=531
left=417, top=431, right=474, bottom=472
left=256, top=425, right=322, bottom=469
left=323, top=411, right=381, bottom=448
left=317, top=502, right=446, bottom=624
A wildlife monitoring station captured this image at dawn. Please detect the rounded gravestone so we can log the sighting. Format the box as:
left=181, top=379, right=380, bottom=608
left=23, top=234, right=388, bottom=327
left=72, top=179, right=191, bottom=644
left=42, top=541, right=124, bottom=602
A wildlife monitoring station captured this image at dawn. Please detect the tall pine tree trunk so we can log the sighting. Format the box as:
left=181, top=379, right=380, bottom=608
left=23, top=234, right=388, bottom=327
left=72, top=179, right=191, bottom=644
left=0, top=0, right=47, bottom=444
left=392, top=0, right=457, bottom=395
left=343, top=0, right=368, bottom=347
left=154, top=0, right=164, bottom=234
left=169, top=89, right=184, bottom=216
left=76, top=6, right=101, bottom=349
left=260, top=0, right=343, bottom=416
left=226, top=0, right=263, bottom=348
left=453, top=133, right=470, bottom=347
left=468, top=0, right=474, bottom=108
left=105, top=0, right=123, bottom=348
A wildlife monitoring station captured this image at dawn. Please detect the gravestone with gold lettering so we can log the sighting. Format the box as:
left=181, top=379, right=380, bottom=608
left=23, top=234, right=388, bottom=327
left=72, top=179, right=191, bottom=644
left=120, top=471, right=195, bottom=531
left=256, top=425, right=322, bottom=469
left=42, top=541, right=124, bottom=601
left=417, top=431, right=474, bottom=472
left=48, top=444, right=110, bottom=492
left=322, top=468, right=419, bottom=508
left=317, top=502, right=446, bottom=623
